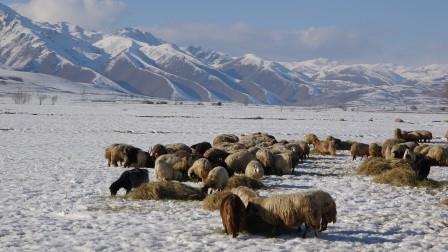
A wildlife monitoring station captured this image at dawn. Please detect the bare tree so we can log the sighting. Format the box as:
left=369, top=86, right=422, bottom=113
left=38, top=94, right=48, bottom=105
left=11, top=87, right=32, bottom=104
left=51, top=95, right=58, bottom=105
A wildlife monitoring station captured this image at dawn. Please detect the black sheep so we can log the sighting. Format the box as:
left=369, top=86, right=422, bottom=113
left=190, top=141, right=212, bottom=156
left=413, top=155, right=431, bottom=181
left=110, top=168, right=149, bottom=196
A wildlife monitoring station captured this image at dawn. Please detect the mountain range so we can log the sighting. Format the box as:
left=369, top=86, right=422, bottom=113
left=0, top=3, right=447, bottom=107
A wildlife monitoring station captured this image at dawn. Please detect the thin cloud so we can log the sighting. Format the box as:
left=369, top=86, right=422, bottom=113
left=11, top=0, right=126, bottom=30
left=146, top=23, right=381, bottom=62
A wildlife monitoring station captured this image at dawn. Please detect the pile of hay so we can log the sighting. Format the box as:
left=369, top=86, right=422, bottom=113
left=202, top=191, right=232, bottom=211
left=357, top=157, right=404, bottom=176
left=224, top=175, right=265, bottom=190
left=358, top=157, right=443, bottom=188
left=127, top=181, right=205, bottom=201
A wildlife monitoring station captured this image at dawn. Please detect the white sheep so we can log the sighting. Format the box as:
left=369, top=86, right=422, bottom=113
left=202, top=166, right=229, bottom=194
left=187, top=158, right=213, bottom=182
left=154, top=153, right=190, bottom=181
left=245, top=160, right=265, bottom=180
left=224, top=150, right=256, bottom=174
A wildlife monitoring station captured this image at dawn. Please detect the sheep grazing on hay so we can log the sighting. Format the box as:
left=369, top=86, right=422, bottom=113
left=109, top=168, right=149, bottom=196
left=225, top=175, right=265, bottom=190
left=313, top=139, right=337, bottom=156
left=246, top=190, right=337, bottom=238
left=357, top=157, right=406, bottom=176
left=381, top=138, right=405, bottom=157
left=350, top=142, right=369, bottom=160
left=154, top=152, right=192, bottom=181
left=202, top=166, right=229, bottom=194
left=220, top=194, right=247, bottom=238
left=126, top=181, right=204, bottom=200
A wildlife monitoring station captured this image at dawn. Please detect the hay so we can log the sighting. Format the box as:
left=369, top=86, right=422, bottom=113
left=224, top=175, right=265, bottom=190
left=357, top=157, right=404, bottom=176
left=373, top=166, right=442, bottom=188
left=126, top=181, right=205, bottom=201
left=201, top=191, right=232, bottom=211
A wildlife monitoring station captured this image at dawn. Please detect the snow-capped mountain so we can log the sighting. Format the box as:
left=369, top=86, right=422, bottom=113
left=0, top=2, right=447, bottom=107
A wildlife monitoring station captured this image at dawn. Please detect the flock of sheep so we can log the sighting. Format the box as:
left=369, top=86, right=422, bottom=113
left=104, top=128, right=448, bottom=238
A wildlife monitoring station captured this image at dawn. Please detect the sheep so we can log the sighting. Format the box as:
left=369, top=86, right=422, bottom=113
left=350, top=142, right=369, bottom=160
left=220, top=194, right=247, bottom=238
left=187, top=158, right=213, bottom=182
left=385, top=143, right=409, bottom=160
left=245, top=160, right=264, bottom=179
left=190, top=141, right=212, bottom=156
left=149, top=144, right=168, bottom=160
left=225, top=175, right=265, bottom=190
left=295, top=140, right=310, bottom=159
left=414, top=144, right=432, bottom=156
left=403, top=149, right=431, bottom=180
left=255, top=149, right=275, bottom=175
left=215, top=142, right=246, bottom=153
left=107, top=143, right=131, bottom=167
left=246, top=192, right=321, bottom=238
left=394, top=128, right=419, bottom=143
left=123, top=147, right=154, bottom=168
left=109, top=168, right=149, bottom=196
left=230, top=186, right=258, bottom=207
left=202, top=166, right=229, bottom=194
left=381, top=138, right=405, bottom=157
left=213, top=134, right=239, bottom=147
left=368, top=143, right=382, bottom=158
left=313, top=139, right=337, bottom=156
left=224, top=150, right=256, bottom=175
left=303, top=190, right=337, bottom=232
left=273, top=151, right=293, bottom=175
left=413, top=130, right=433, bottom=142
left=285, top=142, right=304, bottom=167
left=154, top=152, right=191, bottom=181
left=239, top=132, right=276, bottom=149
left=105, top=143, right=122, bottom=166
left=203, top=148, right=230, bottom=168
left=426, top=145, right=448, bottom=166
left=165, top=143, right=192, bottom=154
left=304, top=134, right=319, bottom=146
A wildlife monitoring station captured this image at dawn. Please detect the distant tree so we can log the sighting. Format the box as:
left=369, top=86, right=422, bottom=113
left=38, top=94, right=48, bottom=105
left=51, top=95, right=58, bottom=105
left=11, top=87, right=31, bottom=104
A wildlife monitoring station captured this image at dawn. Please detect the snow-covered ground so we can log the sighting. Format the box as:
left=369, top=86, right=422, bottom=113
left=0, top=99, right=447, bottom=251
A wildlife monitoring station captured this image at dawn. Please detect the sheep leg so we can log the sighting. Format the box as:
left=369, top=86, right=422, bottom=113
left=302, top=224, right=308, bottom=238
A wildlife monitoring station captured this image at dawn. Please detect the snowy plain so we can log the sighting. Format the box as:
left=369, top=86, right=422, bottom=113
left=0, top=97, right=447, bottom=251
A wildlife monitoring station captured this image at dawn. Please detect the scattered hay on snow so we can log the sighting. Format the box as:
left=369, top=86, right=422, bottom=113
left=224, top=175, right=265, bottom=190
left=357, top=157, right=401, bottom=176
left=440, top=199, right=448, bottom=207
left=126, top=181, right=204, bottom=201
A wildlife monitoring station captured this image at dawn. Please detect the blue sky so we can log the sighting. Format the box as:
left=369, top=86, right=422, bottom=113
left=3, top=0, right=448, bottom=65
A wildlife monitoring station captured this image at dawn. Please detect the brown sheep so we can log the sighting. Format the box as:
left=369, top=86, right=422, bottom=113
left=220, top=194, right=246, bottom=238
left=190, top=141, right=212, bottom=156
left=313, top=139, right=337, bottom=156
left=165, top=143, right=192, bottom=154
left=350, top=142, right=369, bottom=160
left=368, top=143, right=382, bottom=158
left=394, top=128, right=419, bottom=143
left=224, top=150, right=256, bottom=174
left=203, top=148, right=230, bottom=168
left=255, top=149, right=275, bottom=175
left=304, top=134, right=319, bottom=146
left=149, top=144, right=168, bottom=160
left=213, top=134, right=239, bottom=147
left=426, top=145, right=448, bottom=166
left=105, top=143, right=122, bottom=166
